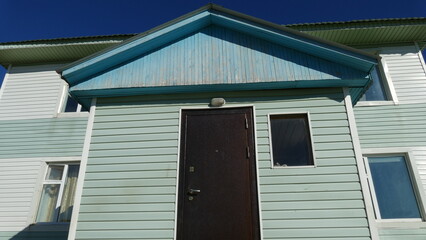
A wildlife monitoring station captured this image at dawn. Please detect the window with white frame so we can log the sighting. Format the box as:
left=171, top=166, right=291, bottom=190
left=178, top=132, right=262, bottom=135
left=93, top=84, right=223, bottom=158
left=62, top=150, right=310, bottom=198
left=269, top=113, right=314, bottom=167
left=63, top=94, right=87, bottom=112
left=359, top=65, right=388, bottom=101
left=36, top=163, right=80, bottom=223
left=364, top=155, right=422, bottom=220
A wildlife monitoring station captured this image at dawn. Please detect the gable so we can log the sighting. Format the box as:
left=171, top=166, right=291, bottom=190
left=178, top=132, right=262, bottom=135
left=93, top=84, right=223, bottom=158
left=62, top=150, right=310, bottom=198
left=71, top=25, right=368, bottom=93
left=59, top=4, right=378, bottom=107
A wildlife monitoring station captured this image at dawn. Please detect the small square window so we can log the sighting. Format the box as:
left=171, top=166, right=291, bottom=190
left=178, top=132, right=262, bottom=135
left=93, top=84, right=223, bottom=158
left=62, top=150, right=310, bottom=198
left=269, top=113, right=314, bottom=167
left=36, top=163, right=80, bottom=223
left=365, top=155, right=422, bottom=219
left=62, top=93, right=88, bottom=113
left=359, top=65, right=388, bottom=101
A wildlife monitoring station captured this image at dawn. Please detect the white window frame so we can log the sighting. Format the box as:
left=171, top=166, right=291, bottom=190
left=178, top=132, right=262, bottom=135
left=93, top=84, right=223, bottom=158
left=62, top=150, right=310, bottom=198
left=57, top=84, right=84, bottom=114
left=33, top=161, right=80, bottom=225
left=362, top=150, right=426, bottom=225
left=356, top=50, right=398, bottom=106
left=267, top=111, right=316, bottom=169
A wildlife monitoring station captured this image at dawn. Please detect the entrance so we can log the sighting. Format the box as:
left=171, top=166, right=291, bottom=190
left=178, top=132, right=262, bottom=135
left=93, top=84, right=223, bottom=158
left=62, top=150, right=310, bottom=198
left=177, top=107, right=260, bottom=240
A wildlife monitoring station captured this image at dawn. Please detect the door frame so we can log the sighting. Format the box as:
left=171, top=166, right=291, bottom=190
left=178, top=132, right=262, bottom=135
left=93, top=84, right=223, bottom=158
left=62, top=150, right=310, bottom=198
left=173, top=105, right=263, bottom=240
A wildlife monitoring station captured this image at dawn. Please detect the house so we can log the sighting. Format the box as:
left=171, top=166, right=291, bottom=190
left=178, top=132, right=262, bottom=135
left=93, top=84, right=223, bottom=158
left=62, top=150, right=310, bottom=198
left=0, top=4, right=425, bottom=240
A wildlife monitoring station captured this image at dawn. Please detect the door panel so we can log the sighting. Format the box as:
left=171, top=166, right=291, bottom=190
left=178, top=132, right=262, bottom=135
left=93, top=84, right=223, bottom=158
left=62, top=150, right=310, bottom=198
left=177, top=108, right=260, bottom=240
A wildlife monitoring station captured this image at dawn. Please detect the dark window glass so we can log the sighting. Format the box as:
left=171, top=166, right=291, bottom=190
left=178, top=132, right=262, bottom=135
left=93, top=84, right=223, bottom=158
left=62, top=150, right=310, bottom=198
left=359, top=66, right=387, bottom=101
left=368, top=156, right=421, bottom=219
left=270, top=114, right=314, bottom=167
left=64, top=95, right=78, bottom=112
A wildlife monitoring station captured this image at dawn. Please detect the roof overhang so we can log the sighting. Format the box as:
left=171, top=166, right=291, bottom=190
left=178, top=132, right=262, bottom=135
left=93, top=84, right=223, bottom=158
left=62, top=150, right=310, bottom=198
left=288, top=18, right=426, bottom=49
left=0, top=35, right=132, bottom=68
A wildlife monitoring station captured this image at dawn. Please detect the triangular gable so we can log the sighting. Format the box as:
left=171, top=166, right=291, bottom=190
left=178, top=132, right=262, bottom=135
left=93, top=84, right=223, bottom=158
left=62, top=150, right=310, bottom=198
left=58, top=4, right=378, bottom=106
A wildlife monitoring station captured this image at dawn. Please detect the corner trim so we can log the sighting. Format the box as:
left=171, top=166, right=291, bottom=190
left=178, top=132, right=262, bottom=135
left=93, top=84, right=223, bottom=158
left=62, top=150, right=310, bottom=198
left=67, top=98, right=97, bottom=240
left=343, top=87, right=379, bottom=240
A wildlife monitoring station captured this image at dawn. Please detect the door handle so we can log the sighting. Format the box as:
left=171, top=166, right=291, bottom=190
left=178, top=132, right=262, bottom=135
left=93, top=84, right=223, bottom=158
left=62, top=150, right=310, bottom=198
left=188, top=189, right=201, bottom=195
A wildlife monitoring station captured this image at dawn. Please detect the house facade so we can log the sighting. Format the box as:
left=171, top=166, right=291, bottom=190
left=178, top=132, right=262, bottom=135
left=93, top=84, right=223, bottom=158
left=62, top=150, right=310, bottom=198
left=0, top=4, right=425, bottom=240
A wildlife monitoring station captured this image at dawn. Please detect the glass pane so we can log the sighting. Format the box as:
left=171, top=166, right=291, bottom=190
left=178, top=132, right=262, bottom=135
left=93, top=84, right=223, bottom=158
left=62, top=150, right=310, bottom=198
left=65, top=95, right=78, bottom=112
left=368, top=156, right=421, bottom=219
left=46, top=166, right=64, bottom=180
left=359, top=66, right=387, bottom=101
left=36, top=184, right=60, bottom=222
left=58, top=165, right=80, bottom=222
left=270, top=114, right=314, bottom=167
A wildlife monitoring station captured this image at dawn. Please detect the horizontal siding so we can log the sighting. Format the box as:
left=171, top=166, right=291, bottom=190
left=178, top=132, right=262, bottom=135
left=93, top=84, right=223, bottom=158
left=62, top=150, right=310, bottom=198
left=355, top=45, right=426, bottom=240
left=71, top=25, right=367, bottom=92
left=0, top=117, right=87, bottom=158
left=76, top=88, right=370, bottom=240
left=379, top=228, right=426, bottom=240
left=0, top=117, right=87, bottom=232
left=0, top=65, right=65, bottom=120
left=354, top=102, right=426, bottom=148
left=380, top=46, right=426, bottom=103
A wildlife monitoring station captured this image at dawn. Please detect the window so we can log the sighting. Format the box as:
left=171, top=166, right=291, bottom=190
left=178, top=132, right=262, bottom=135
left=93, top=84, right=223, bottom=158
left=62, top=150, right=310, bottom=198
left=36, top=163, right=80, bottom=223
left=364, top=155, right=422, bottom=219
left=63, top=94, right=87, bottom=112
left=359, top=65, right=388, bottom=101
left=269, top=113, right=314, bottom=167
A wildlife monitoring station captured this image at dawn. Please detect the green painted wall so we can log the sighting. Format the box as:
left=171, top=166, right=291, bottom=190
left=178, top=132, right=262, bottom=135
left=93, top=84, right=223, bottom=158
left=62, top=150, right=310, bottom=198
left=354, top=46, right=426, bottom=240
left=76, top=88, right=371, bottom=240
left=0, top=116, right=87, bottom=239
left=355, top=102, right=426, bottom=148
left=0, top=117, right=87, bottom=158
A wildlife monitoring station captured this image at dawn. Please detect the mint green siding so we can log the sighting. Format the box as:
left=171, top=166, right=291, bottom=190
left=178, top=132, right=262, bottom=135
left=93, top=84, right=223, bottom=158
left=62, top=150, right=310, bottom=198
left=76, top=88, right=371, bottom=240
left=379, top=229, right=426, bottom=240
left=0, top=117, right=88, bottom=158
left=0, top=117, right=87, bottom=238
left=355, top=102, right=426, bottom=148
left=354, top=45, right=426, bottom=239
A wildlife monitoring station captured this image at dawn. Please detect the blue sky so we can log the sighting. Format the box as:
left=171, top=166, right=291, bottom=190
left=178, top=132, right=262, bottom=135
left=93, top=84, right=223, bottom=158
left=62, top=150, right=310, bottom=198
left=0, top=0, right=425, bottom=85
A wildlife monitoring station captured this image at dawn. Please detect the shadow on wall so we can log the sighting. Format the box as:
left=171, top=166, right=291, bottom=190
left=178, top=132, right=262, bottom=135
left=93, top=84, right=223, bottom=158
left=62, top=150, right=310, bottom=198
left=9, top=226, right=69, bottom=240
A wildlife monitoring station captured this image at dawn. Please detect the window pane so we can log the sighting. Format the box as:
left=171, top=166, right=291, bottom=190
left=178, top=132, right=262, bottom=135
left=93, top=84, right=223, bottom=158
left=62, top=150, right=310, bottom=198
left=270, top=114, right=313, bottom=167
left=46, top=166, right=64, bottom=180
left=368, top=156, right=421, bottom=219
left=359, top=66, right=387, bottom=101
left=36, top=184, right=60, bottom=222
left=65, top=95, right=78, bottom=112
left=58, top=165, right=80, bottom=222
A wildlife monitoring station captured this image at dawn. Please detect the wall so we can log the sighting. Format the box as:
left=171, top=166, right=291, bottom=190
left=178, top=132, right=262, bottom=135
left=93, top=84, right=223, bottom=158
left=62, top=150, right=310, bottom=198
left=76, top=88, right=371, bottom=240
left=354, top=45, right=426, bottom=239
left=0, top=65, right=66, bottom=120
left=0, top=65, right=88, bottom=240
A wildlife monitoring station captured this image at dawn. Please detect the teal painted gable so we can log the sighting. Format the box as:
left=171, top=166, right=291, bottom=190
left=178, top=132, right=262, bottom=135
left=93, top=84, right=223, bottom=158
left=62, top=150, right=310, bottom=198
left=69, top=25, right=371, bottom=108
left=71, top=25, right=368, bottom=91
left=60, top=4, right=378, bottom=108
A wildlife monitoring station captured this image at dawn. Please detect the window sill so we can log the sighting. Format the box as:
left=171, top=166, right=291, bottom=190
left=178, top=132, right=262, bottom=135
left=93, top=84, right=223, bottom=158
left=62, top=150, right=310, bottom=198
left=26, top=222, right=70, bottom=231
left=355, top=101, right=397, bottom=107
left=56, top=112, right=90, bottom=118
left=272, top=165, right=316, bottom=169
left=375, top=219, right=426, bottom=229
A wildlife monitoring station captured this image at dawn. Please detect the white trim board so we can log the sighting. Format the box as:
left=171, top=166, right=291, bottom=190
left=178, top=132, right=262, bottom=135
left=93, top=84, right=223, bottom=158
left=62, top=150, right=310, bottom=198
left=343, top=87, right=379, bottom=240
left=67, top=98, right=97, bottom=240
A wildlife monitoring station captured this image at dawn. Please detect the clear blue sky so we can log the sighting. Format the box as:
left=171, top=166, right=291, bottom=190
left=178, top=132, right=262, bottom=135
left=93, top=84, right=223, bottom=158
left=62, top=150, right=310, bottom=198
left=0, top=0, right=425, bottom=85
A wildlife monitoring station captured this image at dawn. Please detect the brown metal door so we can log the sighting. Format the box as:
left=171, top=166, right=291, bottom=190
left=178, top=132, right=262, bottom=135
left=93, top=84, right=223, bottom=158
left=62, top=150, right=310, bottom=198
left=177, top=107, right=260, bottom=240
